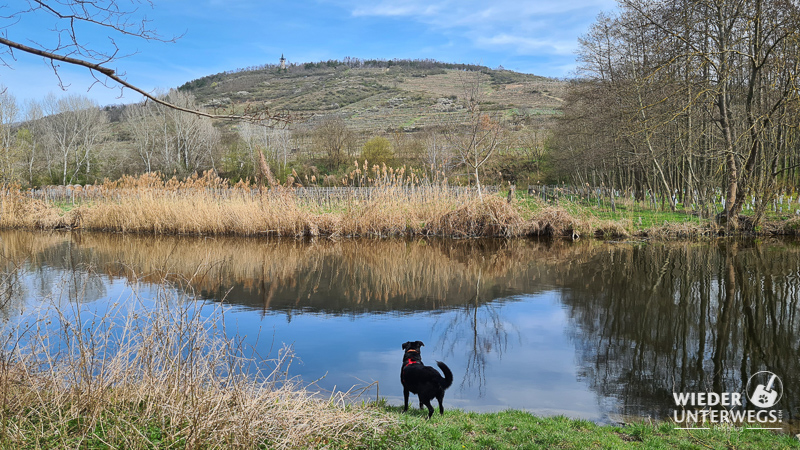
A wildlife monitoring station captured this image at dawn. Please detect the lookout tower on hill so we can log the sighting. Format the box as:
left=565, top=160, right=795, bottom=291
left=280, top=54, right=286, bottom=70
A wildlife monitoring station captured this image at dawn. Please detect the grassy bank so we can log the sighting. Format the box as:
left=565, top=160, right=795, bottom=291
left=2, top=172, right=799, bottom=238
left=378, top=407, right=800, bottom=450
left=6, top=390, right=800, bottom=449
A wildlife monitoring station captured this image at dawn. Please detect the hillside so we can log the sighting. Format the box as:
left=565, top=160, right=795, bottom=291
left=5, top=59, right=565, bottom=188
left=178, top=59, right=565, bottom=133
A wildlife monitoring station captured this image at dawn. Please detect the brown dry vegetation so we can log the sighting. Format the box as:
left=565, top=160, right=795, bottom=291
left=13, top=169, right=789, bottom=239
left=1, top=171, right=600, bottom=239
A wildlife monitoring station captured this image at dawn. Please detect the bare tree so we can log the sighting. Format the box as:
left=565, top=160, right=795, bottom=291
left=164, top=90, right=220, bottom=172
left=0, top=88, right=19, bottom=183
left=41, top=94, right=107, bottom=185
left=240, top=122, right=293, bottom=172
left=237, top=122, right=263, bottom=176
left=124, top=102, right=160, bottom=173
left=122, top=90, right=221, bottom=174
left=312, top=117, right=354, bottom=170
left=423, top=130, right=447, bottom=175
left=559, top=0, right=800, bottom=229
left=17, top=100, right=45, bottom=186
left=271, top=127, right=292, bottom=172
left=445, top=72, right=504, bottom=199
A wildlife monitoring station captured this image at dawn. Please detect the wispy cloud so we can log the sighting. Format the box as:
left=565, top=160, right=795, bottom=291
left=339, top=0, right=617, bottom=60
left=475, top=34, right=576, bottom=56
left=352, top=2, right=444, bottom=17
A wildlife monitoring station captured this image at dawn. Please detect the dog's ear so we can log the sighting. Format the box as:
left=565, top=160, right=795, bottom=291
left=416, top=341, right=424, bottom=347
left=402, top=342, right=409, bottom=350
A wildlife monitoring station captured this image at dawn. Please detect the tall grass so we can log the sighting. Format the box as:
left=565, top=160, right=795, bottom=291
left=1, top=170, right=595, bottom=238
left=0, top=270, right=393, bottom=448
left=7, top=169, right=796, bottom=237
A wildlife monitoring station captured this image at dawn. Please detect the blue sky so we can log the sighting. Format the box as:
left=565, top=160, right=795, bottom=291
left=1, top=0, right=617, bottom=106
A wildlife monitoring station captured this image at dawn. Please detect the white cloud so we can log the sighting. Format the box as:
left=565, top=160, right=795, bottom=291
left=351, top=0, right=616, bottom=21
left=352, top=2, right=443, bottom=17
left=338, top=0, right=618, bottom=58
left=475, top=34, right=576, bottom=55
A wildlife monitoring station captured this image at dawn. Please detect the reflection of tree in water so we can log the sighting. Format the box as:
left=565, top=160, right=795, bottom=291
left=0, top=234, right=43, bottom=320
left=10, top=230, right=799, bottom=426
left=0, top=231, right=583, bottom=394
left=435, top=268, right=515, bottom=397
left=0, top=254, right=25, bottom=321
left=0, top=233, right=106, bottom=309
left=558, top=240, right=800, bottom=424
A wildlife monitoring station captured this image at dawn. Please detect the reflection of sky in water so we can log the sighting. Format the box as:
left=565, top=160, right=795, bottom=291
left=220, top=292, right=602, bottom=420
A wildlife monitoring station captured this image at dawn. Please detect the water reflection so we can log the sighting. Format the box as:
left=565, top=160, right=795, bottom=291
left=0, top=231, right=798, bottom=430
left=558, top=240, right=800, bottom=425
left=0, top=254, right=25, bottom=321
left=128, top=236, right=557, bottom=313
left=0, top=232, right=107, bottom=311
left=3, top=233, right=572, bottom=313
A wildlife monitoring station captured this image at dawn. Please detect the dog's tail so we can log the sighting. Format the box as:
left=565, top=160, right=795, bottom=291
left=436, top=361, right=453, bottom=390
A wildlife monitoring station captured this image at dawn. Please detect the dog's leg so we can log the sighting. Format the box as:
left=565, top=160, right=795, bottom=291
left=436, top=393, right=445, bottom=415
left=403, top=388, right=410, bottom=412
left=422, top=400, right=434, bottom=419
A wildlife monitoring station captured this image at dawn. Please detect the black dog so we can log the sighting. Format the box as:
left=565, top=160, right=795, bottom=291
left=400, top=341, right=453, bottom=419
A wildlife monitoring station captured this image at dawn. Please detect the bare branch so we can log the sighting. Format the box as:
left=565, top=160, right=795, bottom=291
left=0, top=35, right=114, bottom=76
left=0, top=35, right=294, bottom=124
left=1, top=1, right=292, bottom=125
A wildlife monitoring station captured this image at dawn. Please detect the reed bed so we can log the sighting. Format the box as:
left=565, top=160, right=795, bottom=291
left=0, top=274, right=394, bottom=449
left=1, top=171, right=589, bottom=238
left=6, top=170, right=797, bottom=238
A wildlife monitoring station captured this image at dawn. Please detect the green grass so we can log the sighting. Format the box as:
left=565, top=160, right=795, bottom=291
left=372, top=406, right=800, bottom=450
left=513, top=190, right=710, bottom=233
left=51, top=200, right=79, bottom=212
left=12, top=403, right=796, bottom=449
left=0, top=392, right=800, bottom=450
left=587, top=205, right=705, bottom=229
left=402, top=116, right=423, bottom=128
left=513, top=189, right=800, bottom=231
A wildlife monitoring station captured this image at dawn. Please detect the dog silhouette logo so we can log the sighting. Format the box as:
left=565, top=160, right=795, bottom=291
left=746, top=371, right=782, bottom=409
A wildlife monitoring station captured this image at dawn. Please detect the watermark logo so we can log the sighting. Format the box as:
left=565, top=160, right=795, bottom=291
left=746, top=371, right=782, bottom=409
left=671, top=372, right=784, bottom=430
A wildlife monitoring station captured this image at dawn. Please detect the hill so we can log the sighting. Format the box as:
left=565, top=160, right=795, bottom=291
left=4, top=59, right=565, bottom=188
left=177, top=58, right=565, bottom=133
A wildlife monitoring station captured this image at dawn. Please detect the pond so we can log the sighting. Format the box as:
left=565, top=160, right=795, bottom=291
left=0, top=231, right=797, bottom=431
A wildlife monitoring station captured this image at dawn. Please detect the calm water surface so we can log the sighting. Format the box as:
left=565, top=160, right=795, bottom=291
left=1, top=231, right=797, bottom=429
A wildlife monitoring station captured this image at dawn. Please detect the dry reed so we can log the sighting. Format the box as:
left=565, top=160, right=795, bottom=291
left=2, top=170, right=727, bottom=238
left=0, top=171, right=583, bottom=238
left=0, top=273, right=395, bottom=449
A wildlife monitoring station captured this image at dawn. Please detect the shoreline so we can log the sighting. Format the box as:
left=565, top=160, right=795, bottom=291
left=3, top=183, right=800, bottom=240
